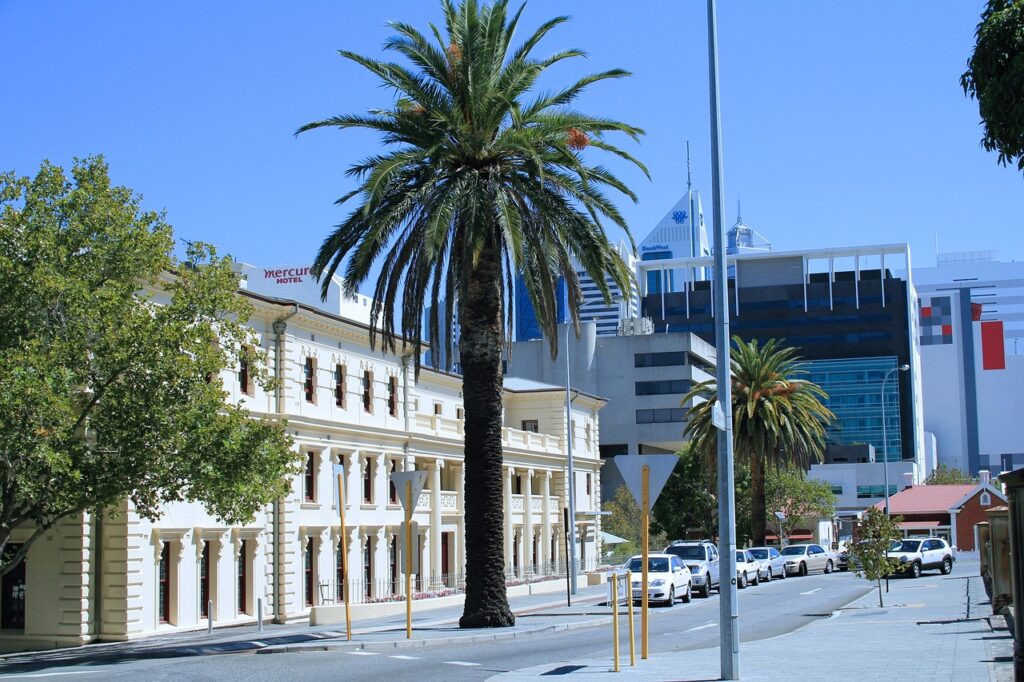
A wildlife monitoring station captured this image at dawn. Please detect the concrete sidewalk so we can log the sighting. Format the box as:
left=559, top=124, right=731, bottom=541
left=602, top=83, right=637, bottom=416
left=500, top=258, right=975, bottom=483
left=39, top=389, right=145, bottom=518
left=493, top=561, right=1013, bottom=681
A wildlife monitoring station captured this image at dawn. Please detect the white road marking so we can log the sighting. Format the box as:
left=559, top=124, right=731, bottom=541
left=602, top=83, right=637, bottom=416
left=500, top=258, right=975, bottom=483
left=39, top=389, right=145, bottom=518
left=445, top=661, right=481, bottom=667
left=686, top=621, right=716, bottom=632
left=390, top=655, right=420, bottom=660
left=251, top=641, right=268, bottom=647
left=347, top=651, right=380, bottom=656
left=800, top=588, right=822, bottom=595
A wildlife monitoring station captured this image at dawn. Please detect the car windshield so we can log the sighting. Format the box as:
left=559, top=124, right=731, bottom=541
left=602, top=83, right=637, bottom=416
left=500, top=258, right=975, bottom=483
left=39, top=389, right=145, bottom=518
left=626, top=557, right=670, bottom=573
left=735, top=551, right=748, bottom=563
left=748, top=549, right=768, bottom=559
left=890, top=540, right=921, bottom=553
left=780, top=546, right=806, bottom=556
left=666, top=546, right=706, bottom=561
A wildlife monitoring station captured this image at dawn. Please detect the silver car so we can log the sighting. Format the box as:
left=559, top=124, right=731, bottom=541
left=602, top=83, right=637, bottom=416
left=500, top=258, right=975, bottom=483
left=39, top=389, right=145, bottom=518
left=747, top=546, right=786, bottom=581
left=781, top=543, right=834, bottom=576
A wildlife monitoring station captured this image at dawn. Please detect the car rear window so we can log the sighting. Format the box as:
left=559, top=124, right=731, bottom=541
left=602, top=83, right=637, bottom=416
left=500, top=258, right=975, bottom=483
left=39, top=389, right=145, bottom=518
left=666, top=546, right=706, bottom=561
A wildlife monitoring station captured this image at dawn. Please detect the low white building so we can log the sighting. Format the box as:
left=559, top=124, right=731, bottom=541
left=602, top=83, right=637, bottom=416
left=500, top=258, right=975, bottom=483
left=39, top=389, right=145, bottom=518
left=0, top=287, right=605, bottom=652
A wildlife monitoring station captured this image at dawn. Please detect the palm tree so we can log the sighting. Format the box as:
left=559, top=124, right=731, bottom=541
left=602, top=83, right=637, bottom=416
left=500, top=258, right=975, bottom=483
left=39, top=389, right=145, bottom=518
left=682, top=337, right=834, bottom=546
left=298, top=0, right=645, bottom=628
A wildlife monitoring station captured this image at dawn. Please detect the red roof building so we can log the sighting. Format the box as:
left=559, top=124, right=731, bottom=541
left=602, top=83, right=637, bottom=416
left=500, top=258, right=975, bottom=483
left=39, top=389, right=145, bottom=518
left=871, top=479, right=1005, bottom=550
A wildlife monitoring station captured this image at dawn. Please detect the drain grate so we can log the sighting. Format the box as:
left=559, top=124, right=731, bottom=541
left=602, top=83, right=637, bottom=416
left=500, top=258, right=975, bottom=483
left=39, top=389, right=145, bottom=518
left=541, top=665, right=588, bottom=675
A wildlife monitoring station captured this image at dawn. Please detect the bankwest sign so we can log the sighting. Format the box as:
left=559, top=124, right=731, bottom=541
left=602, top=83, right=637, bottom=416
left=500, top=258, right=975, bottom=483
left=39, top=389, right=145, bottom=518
left=263, top=267, right=311, bottom=284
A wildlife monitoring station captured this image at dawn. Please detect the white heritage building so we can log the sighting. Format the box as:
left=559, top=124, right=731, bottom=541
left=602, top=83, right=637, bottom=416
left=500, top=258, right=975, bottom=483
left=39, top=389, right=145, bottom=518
left=1, top=269, right=605, bottom=652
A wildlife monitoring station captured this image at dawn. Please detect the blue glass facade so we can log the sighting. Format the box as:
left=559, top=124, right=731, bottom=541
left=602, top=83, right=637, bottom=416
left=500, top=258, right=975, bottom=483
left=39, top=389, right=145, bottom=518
left=801, top=356, right=903, bottom=462
left=514, top=274, right=569, bottom=342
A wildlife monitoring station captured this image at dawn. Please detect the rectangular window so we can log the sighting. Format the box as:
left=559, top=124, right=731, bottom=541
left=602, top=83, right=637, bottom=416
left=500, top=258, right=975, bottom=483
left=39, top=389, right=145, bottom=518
left=159, top=541, right=170, bottom=624
left=336, top=545, right=346, bottom=603
left=304, top=451, right=316, bottom=502
left=304, top=357, right=316, bottom=403
left=304, top=537, right=315, bottom=607
left=237, top=539, right=248, bottom=615
left=456, top=407, right=464, bottom=421
left=200, top=541, right=211, bottom=619
left=856, top=484, right=898, bottom=498
left=363, top=459, right=373, bottom=504
left=388, top=376, right=398, bottom=417
left=635, top=379, right=691, bottom=396
left=521, top=419, right=539, bottom=433
left=586, top=473, right=592, bottom=496
left=389, top=459, right=398, bottom=504
left=363, top=536, right=373, bottom=599
left=634, top=351, right=687, bottom=368
left=635, top=408, right=686, bottom=424
left=434, top=402, right=443, bottom=416
left=831, top=485, right=844, bottom=495
left=511, top=474, right=522, bottom=495
left=362, top=370, right=373, bottom=413
left=335, top=364, right=346, bottom=408
left=239, top=346, right=253, bottom=395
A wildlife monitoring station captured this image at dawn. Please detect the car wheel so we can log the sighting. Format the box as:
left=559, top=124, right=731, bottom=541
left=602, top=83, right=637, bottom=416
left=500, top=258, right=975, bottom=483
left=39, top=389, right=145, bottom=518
left=682, top=582, right=692, bottom=603
left=910, top=562, right=921, bottom=579
left=799, top=562, right=808, bottom=577
left=825, top=560, right=833, bottom=574
left=779, top=566, right=786, bottom=579
left=738, top=574, right=747, bottom=589
left=764, top=568, right=771, bottom=582
left=667, top=586, right=675, bottom=606
left=941, top=558, right=952, bottom=575
left=752, top=572, right=759, bottom=586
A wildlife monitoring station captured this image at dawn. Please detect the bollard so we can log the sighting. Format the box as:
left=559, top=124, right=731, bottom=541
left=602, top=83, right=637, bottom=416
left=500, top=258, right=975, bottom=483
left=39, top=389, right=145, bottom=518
left=207, top=601, right=213, bottom=635
left=626, top=570, right=636, bottom=666
left=257, top=598, right=264, bottom=632
left=609, top=574, right=620, bottom=672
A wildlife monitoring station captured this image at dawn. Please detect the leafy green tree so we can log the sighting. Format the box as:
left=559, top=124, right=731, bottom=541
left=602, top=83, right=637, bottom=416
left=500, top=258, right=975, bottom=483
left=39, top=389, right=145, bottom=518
left=652, top=444, right=717, bottom=542
left=0, top=157, right=299, bottom=577
left=765, top=467, right=837, bottom=542
left=846, top=508, right=903, bottom=607
left=298, top=0, right=644, bottom=627
left=683, top=337, right=834, bottom=546
left=924, top=463, right=974, bottom=485
left=961, top=0, right=1024, bottom=172
left=604, top=485, right=666, bottom=559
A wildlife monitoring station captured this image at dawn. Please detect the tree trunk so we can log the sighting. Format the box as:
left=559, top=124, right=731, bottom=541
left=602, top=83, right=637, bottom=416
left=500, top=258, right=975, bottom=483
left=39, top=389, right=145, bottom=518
left=750, top=453, right=767, bottom=546
left=458, top=237, right=515, bottom=629
left=877, top=579, right=884, bottom=607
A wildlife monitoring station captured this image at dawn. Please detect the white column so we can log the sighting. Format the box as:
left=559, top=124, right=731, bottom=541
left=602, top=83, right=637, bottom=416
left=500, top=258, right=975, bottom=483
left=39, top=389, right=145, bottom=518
left=455, top=463, right=465, bottom=579
left=373, top=527, right=387, bottom=597
left=541, top=471, right=552, bottom=574
left=430, top=460, right=443, bottom=588
left=523, top=469, right=534, bottom=575
left=373, top=453, right=386, bottom=508
left=347, top=452, right=362, bottom=512
left=503, top=466, right=514, bottom=575
left=316, top=528, right=330, bottom=606
left=346, top=527, right=360, bottom=603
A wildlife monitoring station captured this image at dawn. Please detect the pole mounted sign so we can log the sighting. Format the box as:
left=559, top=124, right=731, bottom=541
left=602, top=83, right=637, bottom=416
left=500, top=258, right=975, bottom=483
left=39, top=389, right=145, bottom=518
left=390, top=470, right=428, bottom=639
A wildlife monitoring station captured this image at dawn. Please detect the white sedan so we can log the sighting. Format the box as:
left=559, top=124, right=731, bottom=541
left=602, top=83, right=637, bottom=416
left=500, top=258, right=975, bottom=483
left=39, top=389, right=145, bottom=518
left=735, top=549, right=760, bottom=588
left=625, top=554, right=692, bottom=605
left=747, top=546, right=786, bottom=581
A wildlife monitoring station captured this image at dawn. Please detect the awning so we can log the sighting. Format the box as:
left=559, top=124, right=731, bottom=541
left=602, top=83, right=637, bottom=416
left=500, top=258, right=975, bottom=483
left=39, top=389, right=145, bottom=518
left=766, top=533, right=813, bottom=541
left=599, top=531, right=629, bottom=545
left=897, top=520, right=943, bottom=530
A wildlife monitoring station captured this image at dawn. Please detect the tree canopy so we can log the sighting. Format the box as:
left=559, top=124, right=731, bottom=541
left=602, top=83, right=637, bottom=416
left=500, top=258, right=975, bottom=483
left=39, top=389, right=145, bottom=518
left=765, top=467, right=837, bottom=541
left=0, top=157, right=299, bottom=576
left=924, top=464, right=973, bottom=485
left=846, top=507, right=903, bottom=607
left=961, top=0, right=1024, bottom=172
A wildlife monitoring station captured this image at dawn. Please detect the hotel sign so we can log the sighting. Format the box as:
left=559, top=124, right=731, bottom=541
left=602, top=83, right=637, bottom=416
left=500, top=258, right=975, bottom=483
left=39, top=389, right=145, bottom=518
left=262, top=267, right=311, bottom=284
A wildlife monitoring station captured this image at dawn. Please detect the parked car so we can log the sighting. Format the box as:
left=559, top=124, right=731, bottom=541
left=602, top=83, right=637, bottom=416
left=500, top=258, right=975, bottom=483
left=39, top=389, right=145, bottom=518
left=625, top=554, right=692, bottom=605
left=781, top=543, right=833, bottom=576
left=747, top=546, right=786, bottom=581
left=835, top=539, right=850, bottom=571
left=664, top=540, right=720, bottom=598
left=735, top=549, right=760, bottom=588
left=887, top=537, right=955, bottom=578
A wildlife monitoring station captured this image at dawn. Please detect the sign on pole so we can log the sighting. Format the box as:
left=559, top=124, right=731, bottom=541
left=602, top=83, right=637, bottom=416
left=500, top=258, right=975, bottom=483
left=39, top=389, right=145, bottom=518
left=614, top=455, right=678, bottom=512
left=390, top=470, right=427, bottom=639
left=390, top=471, right=428, bottom=513
left=712, top=401, right=727, bottom=431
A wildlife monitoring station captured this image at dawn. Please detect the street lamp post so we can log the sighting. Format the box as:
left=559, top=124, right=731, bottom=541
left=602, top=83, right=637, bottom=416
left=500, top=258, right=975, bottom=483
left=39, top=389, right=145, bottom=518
left=565, top=324, right=579, bottom=597
left=881, top=364, right=910, bottom=516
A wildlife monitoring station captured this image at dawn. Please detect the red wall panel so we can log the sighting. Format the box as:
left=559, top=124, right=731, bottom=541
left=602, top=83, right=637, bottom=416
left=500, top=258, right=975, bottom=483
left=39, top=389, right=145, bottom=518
left=981, top=320, right=1005, bottom=370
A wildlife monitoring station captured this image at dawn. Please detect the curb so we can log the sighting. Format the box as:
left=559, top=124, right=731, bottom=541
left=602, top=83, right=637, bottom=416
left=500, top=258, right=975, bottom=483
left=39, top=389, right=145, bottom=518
left=256, top=618, right=609, bottom=654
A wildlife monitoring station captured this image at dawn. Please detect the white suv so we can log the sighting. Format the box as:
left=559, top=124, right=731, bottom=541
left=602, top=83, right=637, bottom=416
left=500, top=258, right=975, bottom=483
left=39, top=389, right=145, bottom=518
left=664, top=541, right=720, bottom=597
left=888, top=537, right=954, bottom=578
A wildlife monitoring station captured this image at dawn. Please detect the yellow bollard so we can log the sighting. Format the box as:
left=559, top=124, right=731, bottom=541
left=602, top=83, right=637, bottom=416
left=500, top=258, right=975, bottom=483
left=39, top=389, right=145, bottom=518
left=610, top=574, right=620, bottom=672
left=626, top=570, right=636, bottom=666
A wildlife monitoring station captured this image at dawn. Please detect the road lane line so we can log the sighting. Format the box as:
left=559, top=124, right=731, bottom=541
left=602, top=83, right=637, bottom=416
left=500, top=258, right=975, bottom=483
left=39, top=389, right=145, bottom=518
left=0, top=673, right=103, bottom=679
left=800, top=588, right=822, bottom=595
left=390, top=655, right=419, bottom=660
left=686, top=621, right=716, bottom=632
left=347, top=651, right=379, bottom=656
left=446, top=661, right=480, bottom=666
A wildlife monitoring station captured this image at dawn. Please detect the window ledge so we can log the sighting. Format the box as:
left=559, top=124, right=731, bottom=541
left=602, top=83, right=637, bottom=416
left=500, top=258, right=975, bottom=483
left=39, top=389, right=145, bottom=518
left=300, top=502, right=321, bottom=510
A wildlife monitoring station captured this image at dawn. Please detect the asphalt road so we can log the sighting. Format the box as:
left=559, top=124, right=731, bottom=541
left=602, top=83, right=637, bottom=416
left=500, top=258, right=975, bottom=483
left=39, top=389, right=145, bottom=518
left=0, top=566, right=875, bottom=680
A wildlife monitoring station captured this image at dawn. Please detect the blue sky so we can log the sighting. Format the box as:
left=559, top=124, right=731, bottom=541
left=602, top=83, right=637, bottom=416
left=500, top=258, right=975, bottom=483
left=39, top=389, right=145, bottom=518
left=2, top=1, right=1021, bottom=289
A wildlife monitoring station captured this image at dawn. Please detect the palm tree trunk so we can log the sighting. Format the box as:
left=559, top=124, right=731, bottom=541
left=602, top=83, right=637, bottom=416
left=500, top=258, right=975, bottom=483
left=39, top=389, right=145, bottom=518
left=751, top=453, right=767, bottom=546
left=458, top=238, right=515, bottom=629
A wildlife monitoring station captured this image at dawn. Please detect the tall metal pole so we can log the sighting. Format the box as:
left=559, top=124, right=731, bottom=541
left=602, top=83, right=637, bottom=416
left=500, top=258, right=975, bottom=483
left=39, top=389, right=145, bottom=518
left=881, top=364, right=909, bottom=516
left=565, top=324, right=579, bottom=595
left=707, top=1, right=739, bottom=678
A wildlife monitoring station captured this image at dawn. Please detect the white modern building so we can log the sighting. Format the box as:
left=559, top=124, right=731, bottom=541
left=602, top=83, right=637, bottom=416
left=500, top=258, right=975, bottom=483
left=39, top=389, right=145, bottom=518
left=0, top=277, right=605, bottom=652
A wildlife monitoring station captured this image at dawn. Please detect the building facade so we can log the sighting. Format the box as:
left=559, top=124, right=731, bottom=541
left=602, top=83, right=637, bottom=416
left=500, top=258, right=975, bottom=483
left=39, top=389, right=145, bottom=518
left=0, top=289, right=604, bottom=652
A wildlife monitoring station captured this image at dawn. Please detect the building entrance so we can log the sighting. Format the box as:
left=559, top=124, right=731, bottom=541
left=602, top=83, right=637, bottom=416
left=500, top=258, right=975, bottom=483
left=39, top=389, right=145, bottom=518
left=1, top=546, right=25, bottom=630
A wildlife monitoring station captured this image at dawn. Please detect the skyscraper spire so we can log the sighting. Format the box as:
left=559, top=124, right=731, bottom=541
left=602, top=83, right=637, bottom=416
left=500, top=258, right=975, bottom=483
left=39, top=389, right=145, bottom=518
left=686, top=140, right=692, bottom=193
left=737, top=198, right=743, bottom=224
